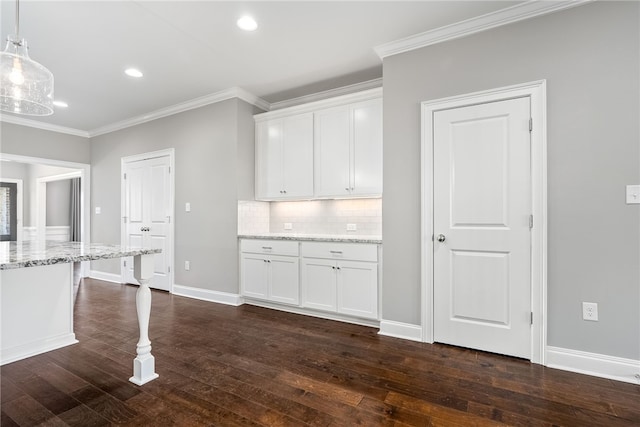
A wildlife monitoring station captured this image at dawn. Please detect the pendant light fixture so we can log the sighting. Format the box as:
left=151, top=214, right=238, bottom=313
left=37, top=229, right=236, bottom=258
left=0, top=0, right=54, bottom=116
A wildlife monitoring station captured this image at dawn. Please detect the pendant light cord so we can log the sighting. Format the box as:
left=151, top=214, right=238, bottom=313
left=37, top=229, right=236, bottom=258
left=15, top=0, right=20, bottom=37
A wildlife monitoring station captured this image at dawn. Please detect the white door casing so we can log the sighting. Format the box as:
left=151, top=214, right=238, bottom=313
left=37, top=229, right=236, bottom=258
left=433, top=97, right=531, bottom=359
left=121, top=149, right=174, bottom=292
left=421, top=80, right=547, bottom=364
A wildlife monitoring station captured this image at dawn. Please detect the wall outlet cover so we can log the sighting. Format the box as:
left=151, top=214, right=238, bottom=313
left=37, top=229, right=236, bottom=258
left=284, top=222, right=293, bottom=230
left=346, top=223, right=357, bottom=231
left=582, top=302, right=598, bottom=321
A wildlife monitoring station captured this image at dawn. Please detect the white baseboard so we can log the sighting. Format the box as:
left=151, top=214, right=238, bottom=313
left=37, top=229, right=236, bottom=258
left=378, top=319, right=423, bottom=342
left=1, top=333, right=78, bottom=366
left=89, top=270, right=123, bottom=284
left=173, top=284, right=243, bottom=306
left=546, top=346, right=640, bottom=385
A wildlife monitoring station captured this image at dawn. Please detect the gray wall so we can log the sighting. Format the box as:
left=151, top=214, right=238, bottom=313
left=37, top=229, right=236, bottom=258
left=90, top=98, right=259, bottom=293
left=382, top=1, right=640, bottom=359
left=0, top=123, right=90, bottom=164
left=46, top=179, right=71, bottom=226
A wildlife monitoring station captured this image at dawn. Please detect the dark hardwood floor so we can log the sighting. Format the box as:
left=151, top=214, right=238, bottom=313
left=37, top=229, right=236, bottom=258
left=2, top=278, right=639, bottom=426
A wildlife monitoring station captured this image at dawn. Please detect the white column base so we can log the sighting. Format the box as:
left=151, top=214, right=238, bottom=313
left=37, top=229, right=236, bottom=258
left=129, top=354, right=159, bottom=385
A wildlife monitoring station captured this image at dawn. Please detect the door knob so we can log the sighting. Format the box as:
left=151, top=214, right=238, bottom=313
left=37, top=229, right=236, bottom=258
left=437, top=234, right=446, bottom=242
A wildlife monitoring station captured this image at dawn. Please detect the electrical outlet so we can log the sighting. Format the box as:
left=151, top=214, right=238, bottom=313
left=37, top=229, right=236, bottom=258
left=582, top=302, right=598, bottom=321
left=284, top=223, right=293, bottom=230
left=184, top=261, right=190, bottom=271
left=346, top=223, right=357, bottom=231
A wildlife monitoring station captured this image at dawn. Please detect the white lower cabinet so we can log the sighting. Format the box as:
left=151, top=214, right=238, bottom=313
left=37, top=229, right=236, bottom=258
left=240, top=239, right=379, bottom=321
left=240, top=240, right=299, bottom=305
left=301, top=242, right=378, bottom=320
left=300, top=258, right=337, bottom=312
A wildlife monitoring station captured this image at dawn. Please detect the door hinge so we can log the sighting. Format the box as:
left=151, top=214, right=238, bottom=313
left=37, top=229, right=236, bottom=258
left=529, top=117, right=533, bottom=132
left=166, top=215, right=171, bottom=224
left=168, top=266, right=171, bottom=273
left=530, top=312, right=534, bottom=325
left=529, top=214, right=533, bottom=229
left=168, top=166, right=171, bottom=174
left=123, top=260, right=127, bottom=267
left=124, top=173, right=127, bottom=180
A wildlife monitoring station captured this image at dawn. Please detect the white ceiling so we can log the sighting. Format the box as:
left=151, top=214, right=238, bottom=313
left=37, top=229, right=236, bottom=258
left=0, top=1, right=524, bottom=133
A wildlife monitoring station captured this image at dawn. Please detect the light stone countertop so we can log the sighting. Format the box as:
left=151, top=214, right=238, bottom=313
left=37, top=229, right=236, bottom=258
left=0, top=240, right=161, bottom=270
left=238, top=233, right=382, bottom=244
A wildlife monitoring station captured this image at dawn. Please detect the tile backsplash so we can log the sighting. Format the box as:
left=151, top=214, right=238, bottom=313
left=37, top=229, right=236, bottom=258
left=237, top=201, right=270, bottom=235
left=238, top=199, right=382, bottom=236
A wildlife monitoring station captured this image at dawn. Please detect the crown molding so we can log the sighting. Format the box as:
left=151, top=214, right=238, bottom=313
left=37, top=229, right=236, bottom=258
left=374, top=0, right=593, bottom=59
left=234, top=87, right=271, bottom=112
left=254, top=87, right=382, bottom=122
left=89, top=87, right=269, bottom=137
left=0, top=114, right=90, bottom=138
left=268, top=78, right=383, bottom=111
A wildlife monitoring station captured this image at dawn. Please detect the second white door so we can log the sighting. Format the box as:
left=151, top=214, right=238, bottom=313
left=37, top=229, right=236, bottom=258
left=122, top=154, right=172, bottom=292
left=433, top=97, right=532, bottom=359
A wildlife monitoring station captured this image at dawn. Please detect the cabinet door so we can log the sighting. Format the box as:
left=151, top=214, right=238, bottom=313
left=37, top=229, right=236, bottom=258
left=255, top=120, right=284, bottom=199
left=337, top=260, right=378, bottom=319
left=351, top=99, right=383, bottom=196
left=314, top=106, right=351, bottom=197
left=269, top=255, right=300, bottom=305
left=241, top=254, right=269, bottom=300
left=301, top=258, right=337, bottom=312
left=282, top=113, right=314, bottom=198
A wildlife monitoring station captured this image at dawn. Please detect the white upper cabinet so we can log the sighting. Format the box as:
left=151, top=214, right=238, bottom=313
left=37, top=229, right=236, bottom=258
left=254, top=88, right=382, bottom=200
left=255, top=113, right=314, bottom=200
left=315, top=98, right=383, bottom=198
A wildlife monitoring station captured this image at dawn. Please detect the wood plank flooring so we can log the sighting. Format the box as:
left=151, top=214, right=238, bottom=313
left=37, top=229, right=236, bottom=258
left=2, top=278, right=639, bottom=426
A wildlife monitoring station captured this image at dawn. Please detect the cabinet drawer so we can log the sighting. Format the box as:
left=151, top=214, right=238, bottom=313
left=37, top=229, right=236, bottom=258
left=241, top=239, right=299, bottom=256
left=301, top=242, right=377, bottom=262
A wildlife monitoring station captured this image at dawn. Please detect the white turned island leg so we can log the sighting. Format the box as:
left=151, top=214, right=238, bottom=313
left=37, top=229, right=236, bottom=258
left=129, top=253, right=159, bottom=386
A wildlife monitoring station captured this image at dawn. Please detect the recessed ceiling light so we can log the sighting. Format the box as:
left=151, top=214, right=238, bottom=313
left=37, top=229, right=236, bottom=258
left=125, top=68, right=143, bottom=78
left=237, top=16, right=257, bottom=31
left=53, top=100, right=68, bottom=108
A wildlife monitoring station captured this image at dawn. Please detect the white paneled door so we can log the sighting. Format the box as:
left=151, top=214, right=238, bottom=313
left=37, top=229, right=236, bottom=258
left=122, top=154, right=172, bottom=292
left=433, top=97, right=532, bottom=359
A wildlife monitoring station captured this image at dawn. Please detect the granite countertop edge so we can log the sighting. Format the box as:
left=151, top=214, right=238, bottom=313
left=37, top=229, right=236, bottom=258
left=1, top=242, right=161, bottom=271
left=238, top=234, right=382, bottom=244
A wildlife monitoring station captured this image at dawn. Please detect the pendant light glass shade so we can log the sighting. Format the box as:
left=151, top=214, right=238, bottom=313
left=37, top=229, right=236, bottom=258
left=0, top=35, right=54, bottom=116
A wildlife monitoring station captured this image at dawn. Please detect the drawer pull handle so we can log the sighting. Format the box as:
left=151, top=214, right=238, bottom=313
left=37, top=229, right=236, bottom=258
left=330, top=250, right=343, bottom=254
left=262, top=246, right=272, bottom=250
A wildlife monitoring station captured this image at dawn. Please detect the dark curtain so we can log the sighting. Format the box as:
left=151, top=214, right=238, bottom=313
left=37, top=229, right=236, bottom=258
left=69, top=178, right=81, bottom=241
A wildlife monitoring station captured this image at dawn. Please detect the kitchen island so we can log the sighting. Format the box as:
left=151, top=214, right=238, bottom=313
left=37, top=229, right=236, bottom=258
left=0, top=240, right=162, bottom=385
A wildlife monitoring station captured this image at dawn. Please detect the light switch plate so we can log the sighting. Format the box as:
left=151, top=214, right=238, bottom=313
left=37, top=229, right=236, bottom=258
left=626, top=185, right=640, bottom=204
left=185, top=202, right=191, bottom=212
left=95, top=207, right=101, bottom=214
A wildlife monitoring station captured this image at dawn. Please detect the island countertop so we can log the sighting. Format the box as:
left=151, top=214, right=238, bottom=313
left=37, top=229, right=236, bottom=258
left=0, top=240, right=161, bottom=270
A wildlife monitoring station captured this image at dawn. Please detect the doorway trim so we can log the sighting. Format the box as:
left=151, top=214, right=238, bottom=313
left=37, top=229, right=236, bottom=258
left=36, top=171, right=82, bottom=242
left=120, top=148, right=175, bottom=292
left=420, top=80, right=547, bottom=364
left=0, top=154, right=91, bottom=277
